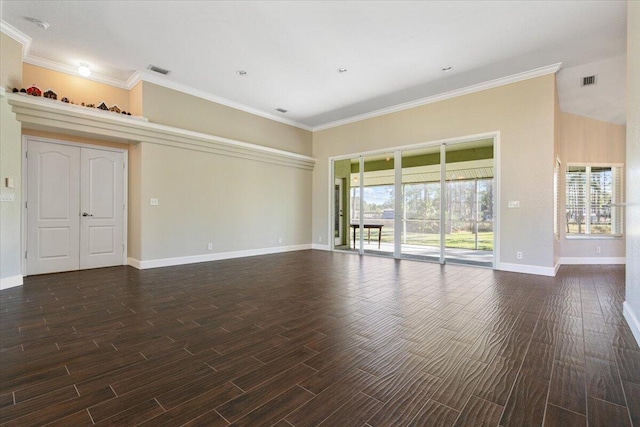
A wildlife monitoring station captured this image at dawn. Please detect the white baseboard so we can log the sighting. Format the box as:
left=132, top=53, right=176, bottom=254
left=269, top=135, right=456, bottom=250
left=0, top=275, right=23, bottom=290
left=623, top=301, right=640, bottom=348
left=497, top=262, right=557, bottom=277
left=559, top=257, right=626, bottom=265
left=311, top=243, right=330, bottom=251
left=128, top=244, right=313, bottom=270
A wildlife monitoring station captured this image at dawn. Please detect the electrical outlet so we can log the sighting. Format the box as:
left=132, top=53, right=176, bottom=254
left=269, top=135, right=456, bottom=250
left=207, top=243, right=213, bottom=251
left=278, top=237, right=283, bottom=244
left=596, top=246, right=601, bottom=254
left=150, top=198, right=159, bottom=206
left=516, top=251, right=523, bottom=260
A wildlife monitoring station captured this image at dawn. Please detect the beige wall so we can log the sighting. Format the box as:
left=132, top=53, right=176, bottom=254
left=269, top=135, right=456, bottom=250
left=558, top=113, right=626, bottom=259
left=141, top=82, right=312, bottom=156
left=313, top=75, right=557, bottom=272
left=136, top=142, right=312, bottom=261
left=128, top=142, right=142, bottom=260
left=22, top=64, right=131, bottom=111
left=625, top=0, right=640, bottom=342
left=129, top=81, right=143, bottom=116
left=0, top=33, right=24, bottom=285
left=1, top=33, right=22, bottom=89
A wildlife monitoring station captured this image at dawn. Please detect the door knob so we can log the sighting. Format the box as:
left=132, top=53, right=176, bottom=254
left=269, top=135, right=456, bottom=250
left=82, top=212, right=93, bottom=217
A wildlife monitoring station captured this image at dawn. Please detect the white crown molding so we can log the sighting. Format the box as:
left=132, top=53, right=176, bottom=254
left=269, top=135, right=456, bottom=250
left=6, top=92, right=316, bottom=170
left=23, top=55, right=130, bottom=89
left=313, top=63, right=564, bottom=131
left=128, top=244, right=312, bottom=270
left=0, top=20, right=31, bottom=56
left=126, top=70, right=314, bottom=131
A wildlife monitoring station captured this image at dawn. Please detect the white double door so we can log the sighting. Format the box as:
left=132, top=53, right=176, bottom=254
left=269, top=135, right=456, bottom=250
left=26, top=139, right=125, bottom=275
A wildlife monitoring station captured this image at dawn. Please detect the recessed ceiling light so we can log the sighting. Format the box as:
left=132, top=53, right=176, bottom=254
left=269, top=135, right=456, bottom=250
left=275, top=108, right=288, bottom=113
left=337, top=68, right=348, bottom=73
left=442, top=66, right=453, bottom=72
left=78, top=63, right=91, bottom=77
left=29, top=18, right=49, bottom=30
left=236, top=70, right=247, bottom=76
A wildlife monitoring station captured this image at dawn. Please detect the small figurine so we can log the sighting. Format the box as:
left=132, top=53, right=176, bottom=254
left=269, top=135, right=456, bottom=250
left=97, top=102, right=108, bottom=111
left=109, top=105, right=121, bottom=114
left=26, top=85, right=42, bottom=96
left=61, top=97, right=70, bottom=103
left=86, top=103, right=95, bottom=108
left=12, top=88, right=18, bottom=93
left=19, top=88, right=26, bottom=93
left=43, top=90, right=57, bottom=100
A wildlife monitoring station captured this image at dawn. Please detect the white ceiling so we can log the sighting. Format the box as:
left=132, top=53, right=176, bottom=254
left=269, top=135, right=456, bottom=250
left=0, top=1, right=627, bottom=130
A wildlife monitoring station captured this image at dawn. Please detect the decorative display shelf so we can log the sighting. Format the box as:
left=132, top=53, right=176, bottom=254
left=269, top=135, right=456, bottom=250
left=5, top=91, right=316, bottom=171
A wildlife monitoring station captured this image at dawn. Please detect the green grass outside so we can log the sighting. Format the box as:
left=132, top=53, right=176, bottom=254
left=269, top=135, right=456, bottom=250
left=353, top=229, right=493, bottom=251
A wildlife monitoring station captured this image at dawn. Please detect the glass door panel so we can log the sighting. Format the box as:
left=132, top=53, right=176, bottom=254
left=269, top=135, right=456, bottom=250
left=444, top=140, right=494, bottom=266
left=361, top=153, right=394, bottom=256
left=333, top=157, right=359, bottom=251
left=400, top=146, right=441, bottom=261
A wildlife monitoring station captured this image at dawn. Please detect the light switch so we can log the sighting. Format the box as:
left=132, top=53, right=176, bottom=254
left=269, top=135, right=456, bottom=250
left=5, top=178, right=15, bottom=188
left=150, top=198, right=159, bottom=206
left=508, top=201, right=520, bottom=208
left=0, top=193, right=15, bottom=202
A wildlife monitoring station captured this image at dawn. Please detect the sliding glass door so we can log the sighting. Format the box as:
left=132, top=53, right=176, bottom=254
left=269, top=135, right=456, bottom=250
left=332, top=138, right=495, bottom=267
left=443, top=140, right=494, bottom=266
left=400, top=145, right=441, bottom=261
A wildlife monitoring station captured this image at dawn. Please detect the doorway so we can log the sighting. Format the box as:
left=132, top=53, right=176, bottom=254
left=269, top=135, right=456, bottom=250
left=24, top=137, right=127, bottom=275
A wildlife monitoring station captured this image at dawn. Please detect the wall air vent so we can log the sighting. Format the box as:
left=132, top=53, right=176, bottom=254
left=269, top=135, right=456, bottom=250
left=147, top=65, right=171, bottom=75
left=581, top=75, right=597, bottom=86
left=275, top=108, right=288, bottom=113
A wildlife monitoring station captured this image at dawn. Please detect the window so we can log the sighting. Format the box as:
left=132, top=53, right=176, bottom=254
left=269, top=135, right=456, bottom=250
left=565, top=164, right=623, bottom=236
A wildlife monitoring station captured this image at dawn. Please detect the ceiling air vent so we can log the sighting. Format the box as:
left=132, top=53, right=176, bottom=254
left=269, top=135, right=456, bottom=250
left=275, top=108, right=288, bottom=113
left=147, top=65, right=170, bottom=75
left=581, top=75, right=597, bottom=87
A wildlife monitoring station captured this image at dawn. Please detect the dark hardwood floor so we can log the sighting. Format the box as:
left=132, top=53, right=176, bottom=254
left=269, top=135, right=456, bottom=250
left=1, top=250, right=638, bottom=426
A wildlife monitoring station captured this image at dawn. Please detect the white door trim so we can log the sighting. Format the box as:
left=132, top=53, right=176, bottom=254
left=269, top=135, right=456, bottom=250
left=22, top=135, right=128, bottom=276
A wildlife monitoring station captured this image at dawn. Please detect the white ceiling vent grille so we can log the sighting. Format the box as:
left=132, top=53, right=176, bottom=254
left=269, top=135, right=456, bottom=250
left=581, top=75, right=597, bottom=87
left=147, top=65, right=170, bottom=75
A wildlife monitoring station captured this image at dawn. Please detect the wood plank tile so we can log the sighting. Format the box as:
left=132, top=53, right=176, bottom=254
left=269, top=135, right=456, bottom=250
left=548, top=361, right=586, bottom=415
left=7, top=386, right=115, bottom=427
left=622, top=381, right=640, bottom=427
left=235, top=385, right=315, bottom=427
left=585, top=356, right=627, bottom=406
left=543, top=404, right=586, bottom=427
left=232, top=346, right=316, bottom=391
left=217, top=363, right=315, bottom=422
left=366, top=370, right=442, bottom=426
left=453, top=395, right=503, bottom=427
left=473, top=356, right=519, bottom=406
left=316, top=392, right=382, bottom=427
left=92, top=399, right=165, bottom=426
left=407, top=399, right=460, bottom=426
left=587, top=397, right=632, bottom=427
left=499, top=373, right=549, bottom=427
left=137, top=382, right=242, bottom=426
left=431, top=357, right=487, bottom=411
left=285, top=369, right=376, bottom=427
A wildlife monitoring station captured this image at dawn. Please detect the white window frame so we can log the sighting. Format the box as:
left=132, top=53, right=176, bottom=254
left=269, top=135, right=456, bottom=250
left=565, top=162, right=624, bottom=239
